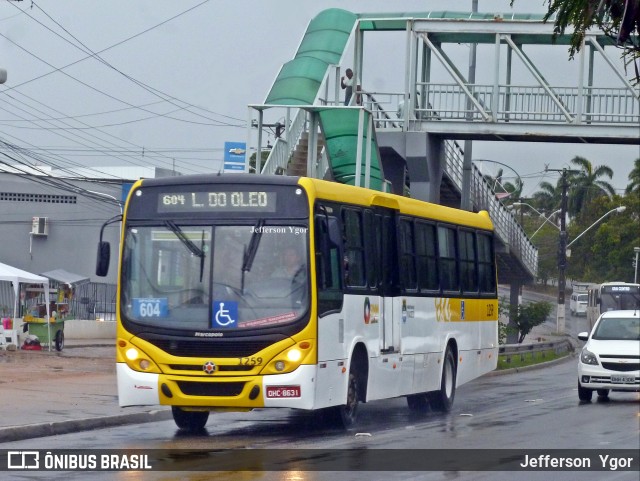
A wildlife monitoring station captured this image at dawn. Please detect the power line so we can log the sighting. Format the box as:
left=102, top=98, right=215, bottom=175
left=6, top=0, right=245, bottom=126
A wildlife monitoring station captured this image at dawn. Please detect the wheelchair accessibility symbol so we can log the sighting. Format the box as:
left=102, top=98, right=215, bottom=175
left=213, top=301, right=238, bottom=328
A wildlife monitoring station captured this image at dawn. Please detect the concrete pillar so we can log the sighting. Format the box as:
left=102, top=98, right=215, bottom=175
left=377, top=131, right=444, bottom=203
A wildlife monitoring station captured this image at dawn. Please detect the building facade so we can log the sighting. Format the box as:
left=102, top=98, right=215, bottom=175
left=0, top=166, right=177, bottom=284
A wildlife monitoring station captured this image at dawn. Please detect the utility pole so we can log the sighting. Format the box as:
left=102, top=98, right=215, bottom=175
left=557, top=169, right=569, bottom=334
left=545, top=167, right=578, bottom=334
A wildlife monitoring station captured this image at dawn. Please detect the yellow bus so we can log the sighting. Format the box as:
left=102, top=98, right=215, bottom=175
left=96, top=174, right=498, bottom=431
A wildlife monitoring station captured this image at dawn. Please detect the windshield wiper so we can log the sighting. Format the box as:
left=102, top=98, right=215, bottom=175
left=164, top=221, right=206, bottom=281
left=241, top=219, right=265, bottom=291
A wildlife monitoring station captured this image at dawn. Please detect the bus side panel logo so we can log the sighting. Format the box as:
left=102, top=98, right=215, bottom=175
left=212, top=301, right=238, bottom=328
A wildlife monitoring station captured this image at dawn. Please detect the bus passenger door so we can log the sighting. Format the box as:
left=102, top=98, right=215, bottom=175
left=372, top=208, right=398, bottom=353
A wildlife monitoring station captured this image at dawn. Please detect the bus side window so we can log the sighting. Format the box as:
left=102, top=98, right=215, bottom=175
left=398, top=218, right=417, bottom=292
left=477, top=233, right=496, bottom=294
left=438, top=225, right=459, bottom=293
left=415, top=221, right=439, bottom=292
left=342, top=208, right=366, bottom=288
left=315, top=212, right=343, bottom=316
left=459, top=229, right=478, bottom=293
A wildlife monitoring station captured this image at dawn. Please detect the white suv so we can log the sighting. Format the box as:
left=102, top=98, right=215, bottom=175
left=577, top=310, right=639, bottom=401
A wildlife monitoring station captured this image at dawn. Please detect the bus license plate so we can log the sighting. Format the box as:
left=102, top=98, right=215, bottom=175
left=266, top=386, right=301, bottom=398
left=611, top=375, right=634, bottom=384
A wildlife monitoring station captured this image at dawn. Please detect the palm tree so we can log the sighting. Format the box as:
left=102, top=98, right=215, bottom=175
left=531, top=180, right=562, bottom=214
left=625, top=158, right=640, bottom=196
left=502, top=178, right=524, bottom=201
left=568, top=156, right=615, bottom=218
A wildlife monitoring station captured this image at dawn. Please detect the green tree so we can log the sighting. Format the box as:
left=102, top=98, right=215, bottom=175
left=248, top=150, right=272, bottom=174
left=511, top=0, right=640, bottom=84
left=503, top=299, right=554, bottom=343
left=567, top=193, right=639, bottom=281
left=567, top=156, right=615, bottom=218
left=626, top=157, right=640, bottom=195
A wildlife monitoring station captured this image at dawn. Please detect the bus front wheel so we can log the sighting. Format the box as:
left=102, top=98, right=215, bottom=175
left=171, top=406, right=209, bottom=432
left=428, top=347, right=457, bottom=412
left=339, top=370, right=359, bottom=428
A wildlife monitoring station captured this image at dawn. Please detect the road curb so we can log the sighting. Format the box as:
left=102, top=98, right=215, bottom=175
left=486, top=351, right=576, bottom=376
left=0, top=409, right=172, bottom=444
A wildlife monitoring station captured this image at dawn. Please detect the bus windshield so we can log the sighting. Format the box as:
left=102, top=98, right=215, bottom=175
left=600, top=289, right=640, bottom=311
left=121, top=222, right=309, bottom=331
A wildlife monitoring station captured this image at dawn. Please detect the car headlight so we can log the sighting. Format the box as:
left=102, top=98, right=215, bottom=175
left=580, top=348, right=599, bottom=365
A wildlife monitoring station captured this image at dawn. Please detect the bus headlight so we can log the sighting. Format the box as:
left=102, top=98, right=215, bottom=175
left=264, top=341, right=314, bottom=375
left=118, top=340, right=161, bottom=373
left=287, top=349, right=302, bottom=362
left=126, top=348, right=139, bottom=361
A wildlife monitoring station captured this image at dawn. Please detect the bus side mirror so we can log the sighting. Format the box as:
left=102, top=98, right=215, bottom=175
left=96, top=241, right=111, bottom=277
left=95, top=213, right=122, bottom=277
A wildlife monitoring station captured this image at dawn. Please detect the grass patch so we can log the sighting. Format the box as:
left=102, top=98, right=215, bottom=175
left=497, top=348, right=568, bottom=370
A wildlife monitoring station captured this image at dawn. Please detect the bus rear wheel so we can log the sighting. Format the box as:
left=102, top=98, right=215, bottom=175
left=428, top=347, right=456, bottom=412
left=171, top=406, right=209, bottom=432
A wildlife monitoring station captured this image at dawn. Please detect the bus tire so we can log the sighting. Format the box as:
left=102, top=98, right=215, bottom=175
left=336, top=368, right=359, bottom=429
left=578, top=383, right=593, bottom=402
left=171, top=406, right=209, bottom=432
left=406, top=393, right=429, bottom=412
left=428, top=347, right=456, bottom=412
left=55, top=330, right=64, bottom=351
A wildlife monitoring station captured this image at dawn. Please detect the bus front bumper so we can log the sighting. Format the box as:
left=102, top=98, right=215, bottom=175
left=116, top=362, right=318, bottom=410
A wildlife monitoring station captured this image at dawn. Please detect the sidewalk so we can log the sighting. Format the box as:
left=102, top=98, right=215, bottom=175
left=0, top=339, right=171, bottom=444
left=0, top=320, right=575, bottom=444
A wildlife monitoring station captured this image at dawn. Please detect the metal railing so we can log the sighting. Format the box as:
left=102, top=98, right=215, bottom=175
left=442, top=138, right=538, bottom=277
left=499, top=339, right=574, bottom=364
left=415, top=83, right=639, bottom=124
left=260, top=108, right=307, bottom=175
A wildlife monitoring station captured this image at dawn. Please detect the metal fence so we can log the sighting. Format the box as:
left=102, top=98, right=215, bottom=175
left=0, top=282, right=116, bottom=320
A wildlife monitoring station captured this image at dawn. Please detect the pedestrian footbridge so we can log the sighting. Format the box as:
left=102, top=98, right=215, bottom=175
left=248, top=8, right=639, bottom=288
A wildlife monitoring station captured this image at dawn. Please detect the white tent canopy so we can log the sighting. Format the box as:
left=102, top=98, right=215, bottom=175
left=0, top=262, right=50, bottom=319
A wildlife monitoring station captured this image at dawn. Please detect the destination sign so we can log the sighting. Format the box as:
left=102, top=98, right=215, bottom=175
left=602, top=285, right=640, bottom=293
left=158, top=191, right=277, bottom=213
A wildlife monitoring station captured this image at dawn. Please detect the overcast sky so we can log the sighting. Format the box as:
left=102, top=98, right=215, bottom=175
left=0, top=0, right=637, bottom=198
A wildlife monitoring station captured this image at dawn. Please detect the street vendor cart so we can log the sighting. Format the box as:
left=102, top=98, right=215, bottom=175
left=24, top=305, right=65, bottom=351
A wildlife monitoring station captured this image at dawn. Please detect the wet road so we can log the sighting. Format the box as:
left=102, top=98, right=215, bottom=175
left=4, top=356, right=638, bottom=480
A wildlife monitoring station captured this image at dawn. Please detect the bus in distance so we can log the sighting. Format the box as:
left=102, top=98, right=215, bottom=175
left=96, top=174, right=499, bottom=431
left=587, top=282, right=640, bottom=329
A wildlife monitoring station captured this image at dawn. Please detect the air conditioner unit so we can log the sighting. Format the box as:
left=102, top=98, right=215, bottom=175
left=31, top=217, right=49, bottom=236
